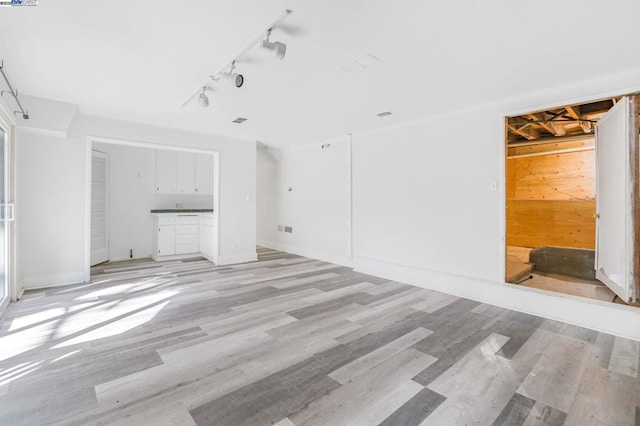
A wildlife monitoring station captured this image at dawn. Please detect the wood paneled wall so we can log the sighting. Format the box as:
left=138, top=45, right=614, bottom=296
left=506, top=142, right=596, bottom=249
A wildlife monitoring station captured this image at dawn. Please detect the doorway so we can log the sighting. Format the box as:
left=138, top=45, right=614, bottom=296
left=504, top=96, right=639, bottom=304
left=84, top=137, right=221, bottom=282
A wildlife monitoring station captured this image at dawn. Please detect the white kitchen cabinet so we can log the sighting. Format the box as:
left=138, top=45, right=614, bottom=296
left=195, top=153, right=213, bottom=194
left=199, top=213, right=216, bottom=262
left=155, top=150, right=177, bottom=193
left=156, top=150, right=213, bottom=195
left=153, top=216, right=176, bottom=257
left=175, top=215, right=199, bottom=254
left=152, top=213, right=212, bottom=261
left=176, top=152, right=197, bottom=194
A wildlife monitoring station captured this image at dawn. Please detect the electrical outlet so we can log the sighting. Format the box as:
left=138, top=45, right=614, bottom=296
left=285, top=226, right=293, bottom=233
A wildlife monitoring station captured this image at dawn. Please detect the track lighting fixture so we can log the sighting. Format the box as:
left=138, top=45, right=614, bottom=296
left=222, top=62, right=244, bottom=88
left=198, top=88, right=210, bottom=108
left=260, top=30, right=287, bottom=60
left=181, top=9, right=292, bottom=107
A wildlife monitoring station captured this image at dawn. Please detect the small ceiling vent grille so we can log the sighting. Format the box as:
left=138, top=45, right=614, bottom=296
left=376, top=111, right=392, bottom=117
left=232, top=117, right=248, bottom=123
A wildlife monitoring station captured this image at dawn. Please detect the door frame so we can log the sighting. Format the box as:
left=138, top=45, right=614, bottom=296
left=500, top=92, right=640, bottom=303
left=0, top=99, right=16, bottom=314
left=83, top=136, right=221, bottom=282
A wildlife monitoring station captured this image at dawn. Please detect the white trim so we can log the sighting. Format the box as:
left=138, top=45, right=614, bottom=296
left=151, top=253, right=205, bottom=262
left=22, top=272, right=86, bottom=290
left=17, top=126, right=67, bottom=138
left=353, top=255, right=640, bottom=341
left=0, top=101, right=15, bottom=312
left=281, top=135, right=350, bottom=154
left=257, top=239, right=353, bottom=269
left=88, top=135, right=220, bottom=155
left=217, top=252, right=258, bottom=266
left=84, top=135, right=222, bottom=281
left=105, top=255, right=153, bottom=263
left=78, top=110, right=257, bottom=144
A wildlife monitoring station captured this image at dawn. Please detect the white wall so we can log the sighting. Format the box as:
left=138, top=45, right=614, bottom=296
left=16, top=129, right=87, bottom=288
left=256, top=138, right=349, bottom=264
left=92, top=142, right=213, bottom=261
left=17, top=97, right=256, bottom=289
left=352, top=111, right=502, bottom=282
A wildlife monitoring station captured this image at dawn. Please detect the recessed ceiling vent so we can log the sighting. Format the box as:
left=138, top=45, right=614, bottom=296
left=343, top=53, right=381, bottom=74
left=377, top=111, right=392, bottom=117
left=232, top=117, right=248, bottom=124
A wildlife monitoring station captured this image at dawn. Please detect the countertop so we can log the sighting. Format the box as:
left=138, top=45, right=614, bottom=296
left=150, top=209, right=213, bottom=214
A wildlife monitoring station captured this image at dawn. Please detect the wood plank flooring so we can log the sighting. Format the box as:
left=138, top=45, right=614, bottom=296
left=0, top=247, right=638, bottom=425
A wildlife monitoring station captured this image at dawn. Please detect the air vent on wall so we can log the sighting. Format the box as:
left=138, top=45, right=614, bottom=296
left=232, top=117, right=248, bottom=124
left=377, top=111, right=392, bottom=117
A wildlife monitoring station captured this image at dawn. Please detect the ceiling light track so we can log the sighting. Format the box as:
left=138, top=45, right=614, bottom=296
left=181, top=9, right=292, bottom=108
left=0, top=60, right=29, bottom=119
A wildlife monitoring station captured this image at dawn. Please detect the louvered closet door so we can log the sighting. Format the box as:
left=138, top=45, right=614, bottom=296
left=91, top=150, right=109, bottom=266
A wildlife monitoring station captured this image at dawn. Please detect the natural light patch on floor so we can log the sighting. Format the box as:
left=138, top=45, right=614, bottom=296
left=76, top=277, right=178, bottom=300
left=53, top=300, right=170, bottom=348
left=0, top=290, right=177, bottom=360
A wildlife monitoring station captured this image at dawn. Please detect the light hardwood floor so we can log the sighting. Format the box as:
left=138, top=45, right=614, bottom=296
left=0, top=247, right=638, bottom=425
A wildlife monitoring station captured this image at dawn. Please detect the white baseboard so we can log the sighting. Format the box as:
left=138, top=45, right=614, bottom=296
left=257, top=240, right=353, bottom=268
left=107, top=255, right=153, bottom=262
left=21, top=272, right=86, bottom=290
left=217, top=251, right=258, bottom=266
left=353, top=256, right=640, bottom=342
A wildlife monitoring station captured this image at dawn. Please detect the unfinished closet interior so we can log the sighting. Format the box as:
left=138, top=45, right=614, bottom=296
left=505, top=96, right=638, bottom=304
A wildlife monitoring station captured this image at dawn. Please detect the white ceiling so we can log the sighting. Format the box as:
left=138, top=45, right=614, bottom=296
left=1, top=0, right=639, bottom=148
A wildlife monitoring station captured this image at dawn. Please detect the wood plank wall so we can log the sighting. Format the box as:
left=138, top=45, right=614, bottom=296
left=506, top=139, right=596, bottom=249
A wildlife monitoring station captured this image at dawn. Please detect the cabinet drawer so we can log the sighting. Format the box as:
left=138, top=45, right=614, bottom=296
left=157, top=216, right=176, bottom=225
left=176, top=233, right=198, bottom=244
left=176, top=224, right=198, bottom=235
left=176, top=215, right=198, bottom=225
left=175, top=243, right=198, bottom=254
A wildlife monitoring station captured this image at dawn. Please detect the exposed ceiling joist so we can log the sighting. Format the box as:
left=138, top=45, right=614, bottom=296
left=507, top=123, right=538, bottom=140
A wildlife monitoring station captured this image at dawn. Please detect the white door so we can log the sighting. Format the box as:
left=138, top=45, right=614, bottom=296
left=595, top=97, right=636, bottom=302
left=91, top=150, right=109, bottom=266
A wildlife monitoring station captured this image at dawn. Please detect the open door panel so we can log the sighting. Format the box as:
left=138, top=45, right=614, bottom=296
left=594, top=96, right=639, bottom=303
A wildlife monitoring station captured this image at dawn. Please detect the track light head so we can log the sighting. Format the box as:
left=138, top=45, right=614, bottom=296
left=260, top=34, right=286, bottom=60
left=223, top=72, right=244, bottom=88
left=198, top=90, right=209, bottom=108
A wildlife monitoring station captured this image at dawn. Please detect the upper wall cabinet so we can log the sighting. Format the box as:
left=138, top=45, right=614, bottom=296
left=176, top=152, right=197, bottom=194
left=155, top=150, right=178, bottom=193
left=155, top=150, right=213, bottom=195
left=195, top=153, right=213, bottom=194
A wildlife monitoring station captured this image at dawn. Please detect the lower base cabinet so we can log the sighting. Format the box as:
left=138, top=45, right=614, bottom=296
left=152, top=213, right=215, bottom=262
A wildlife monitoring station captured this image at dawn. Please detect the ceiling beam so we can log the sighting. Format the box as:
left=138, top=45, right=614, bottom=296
left=524, top=113, right=566, bottom=137
left=507, top=123, right=538, bottom=140
left=565, top=105, right=593, bottom=133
